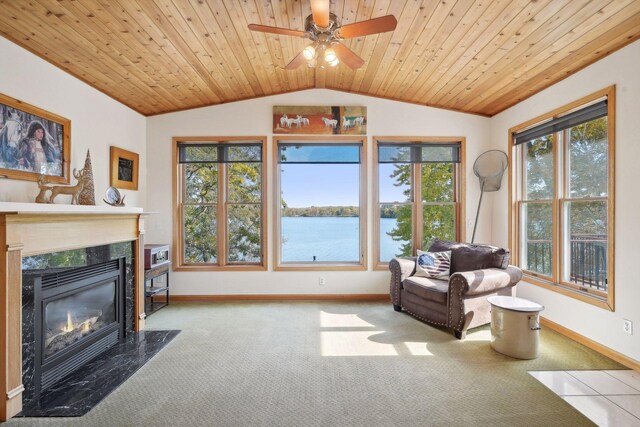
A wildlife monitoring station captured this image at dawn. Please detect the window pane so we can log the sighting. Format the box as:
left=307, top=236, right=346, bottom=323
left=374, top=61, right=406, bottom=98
left=568, top=117, right=608, bottom=198
left=422, top=163, right=454, bottom=202
left=562, top=200, right=607, bottom=291
left=228, top=204, right=261, bottom=263
left=525, top=135, right=554, bottom=200
left=378, top=145, right=412, bottom=163
left=227, top=145, right=261, bottom=162
left=421, top=146, right=459, bottom=163
left=279, top=144, right=360, bottom=163
left=280, top=161, right=360, bottom=263
left=184, top=205, right=217, bottom=263
left=380, top=203, right=412, bottom=261
left=180, top=145, right=218, bottom=163
left=379, top=163, right=411, bottom=203
left=378, top=144, right=460, bottom=163
left=521, top=202, right=552, bottom=276
left=228, top=163, right=261, bottom=203
left=184, top=164, right=217, bottom=204
left=423, top=204, right=456, bottom=248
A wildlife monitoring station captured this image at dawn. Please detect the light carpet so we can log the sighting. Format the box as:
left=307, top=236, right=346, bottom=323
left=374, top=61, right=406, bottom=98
left=7, top=301, right=624, bottom=426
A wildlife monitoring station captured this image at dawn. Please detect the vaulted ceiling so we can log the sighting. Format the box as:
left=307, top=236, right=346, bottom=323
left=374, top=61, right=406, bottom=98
left=1, top=0, right=639, bottom=117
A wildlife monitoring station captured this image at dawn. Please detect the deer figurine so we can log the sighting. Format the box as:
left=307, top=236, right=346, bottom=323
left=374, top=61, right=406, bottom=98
left=48, top=168, right=88, bottom=204
left=35, top=174, right=51, bottom=203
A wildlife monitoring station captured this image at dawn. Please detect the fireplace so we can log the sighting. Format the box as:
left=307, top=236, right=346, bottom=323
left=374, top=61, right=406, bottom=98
left=32, top=259, right=126, bottom=396
left=0, top=206, right=146, bottom=421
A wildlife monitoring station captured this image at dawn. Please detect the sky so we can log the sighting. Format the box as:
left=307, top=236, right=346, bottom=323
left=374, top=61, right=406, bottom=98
left=281, top=164, right=359, bottom=207
left=280, top=163, right=406, bottom=208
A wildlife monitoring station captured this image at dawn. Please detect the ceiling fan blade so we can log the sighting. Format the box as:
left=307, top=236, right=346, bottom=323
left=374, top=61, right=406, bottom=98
left=310, top=0, right=330, bottom=28
left=336, top=15, right=398, bottom=39
left=248, top=24, right=306, bottom=38
left=332, top=43, right=365, bottom=70
left=284, top=51, right=307, bottom=70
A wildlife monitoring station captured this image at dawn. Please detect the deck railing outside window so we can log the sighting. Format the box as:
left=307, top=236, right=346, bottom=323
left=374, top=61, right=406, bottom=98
left=527, top=234, right=607, bottom=291
left=569, top=234, right=607, bottom=291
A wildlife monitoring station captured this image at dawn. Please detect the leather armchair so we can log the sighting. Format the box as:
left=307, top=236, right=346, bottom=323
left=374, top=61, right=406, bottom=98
left=389, top=240, right=523, bottom=339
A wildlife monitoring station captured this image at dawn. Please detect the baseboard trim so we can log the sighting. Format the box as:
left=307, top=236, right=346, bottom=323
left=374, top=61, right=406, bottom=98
left=541, top=317, right=640, bottom=371
left=169, top=294, right=390, bottom=302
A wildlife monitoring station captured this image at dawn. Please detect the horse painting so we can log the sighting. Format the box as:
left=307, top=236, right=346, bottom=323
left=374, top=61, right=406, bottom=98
left=273, top=106, right=365, bottom=135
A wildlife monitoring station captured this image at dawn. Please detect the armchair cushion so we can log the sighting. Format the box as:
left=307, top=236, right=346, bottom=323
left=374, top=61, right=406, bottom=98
left=414, top=250, right=451, bottom=279
left=403, top=276, right=449, bottom=304
left=428, top=239, right=510, bottom=273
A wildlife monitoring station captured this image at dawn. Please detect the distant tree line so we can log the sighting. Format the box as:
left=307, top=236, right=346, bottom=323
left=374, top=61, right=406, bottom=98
left=282, top=205, right=401, bottom=218
left=283, top=206, right=359, bottom=217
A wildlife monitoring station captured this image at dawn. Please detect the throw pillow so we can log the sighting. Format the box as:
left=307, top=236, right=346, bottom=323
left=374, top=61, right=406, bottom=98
left=414, top=250, right=451, bottom=280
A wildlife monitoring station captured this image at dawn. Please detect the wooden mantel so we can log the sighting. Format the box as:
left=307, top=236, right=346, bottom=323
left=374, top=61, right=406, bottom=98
left=0, top=203, right=148, bottom=421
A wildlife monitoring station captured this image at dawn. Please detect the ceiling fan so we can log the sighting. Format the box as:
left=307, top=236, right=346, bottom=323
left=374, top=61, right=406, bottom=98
left=248, top=0, right=397, bottom=70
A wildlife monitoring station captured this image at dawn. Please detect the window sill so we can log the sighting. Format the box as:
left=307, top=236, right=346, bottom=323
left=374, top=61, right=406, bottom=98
left=173, top=264, right=267, bottom=272
left=522, top=273, right=613, bottom=311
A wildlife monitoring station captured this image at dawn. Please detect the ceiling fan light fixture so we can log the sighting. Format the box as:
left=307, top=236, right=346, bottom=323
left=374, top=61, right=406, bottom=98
left=324, top=47, right=337, bottom=63
left=303, top=44, right=317, bottom=60
left=248, top=1, right=397, bottom=71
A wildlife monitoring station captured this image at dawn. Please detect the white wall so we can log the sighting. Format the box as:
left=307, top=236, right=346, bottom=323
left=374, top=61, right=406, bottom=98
left=146, top=90, right=491, bottom=296
left=490, top=40, right=640, bottom=361
left=0, top=38, right=146, bottom=206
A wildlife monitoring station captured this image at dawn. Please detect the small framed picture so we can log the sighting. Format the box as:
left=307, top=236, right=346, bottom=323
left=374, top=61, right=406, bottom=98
left=0, top=93, right=71, bottom=183
left=110, top=146, right=139, bottom=191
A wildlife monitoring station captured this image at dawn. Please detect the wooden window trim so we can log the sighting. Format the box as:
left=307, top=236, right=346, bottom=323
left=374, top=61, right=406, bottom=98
left=508, top=86, right=615, bottom=310
left=273, top=135, right=367, bottom=271
left=172, top=136, right=268, bottom=271
left=372, top=136, right=466, bottom=270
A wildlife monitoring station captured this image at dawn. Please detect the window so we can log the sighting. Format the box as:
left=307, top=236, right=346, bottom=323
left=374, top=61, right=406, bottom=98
left=374, top=137, right=464, bottom=267
left=274, top=137, right=366, bottom=270
left=510, top=87, right=615, bottom=309
left=174, top=137, right=266, bottom=270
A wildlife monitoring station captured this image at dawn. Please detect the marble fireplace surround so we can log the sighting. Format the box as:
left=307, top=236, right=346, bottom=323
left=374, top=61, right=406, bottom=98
left=0, top=203, right=148, bottom=421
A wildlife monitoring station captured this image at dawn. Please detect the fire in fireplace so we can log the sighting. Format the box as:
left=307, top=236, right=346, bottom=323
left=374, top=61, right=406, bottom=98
left=43, top=280, right=117, bottom=359
left=34, top=259, right=125, bottom=395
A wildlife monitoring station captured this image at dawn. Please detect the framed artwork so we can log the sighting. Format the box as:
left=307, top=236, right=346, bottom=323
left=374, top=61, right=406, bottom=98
left=273, top=106, right=366, bottom=135
left=0, top=93, right=71, bottom=183
left=110, top=146, right=139, bottom=191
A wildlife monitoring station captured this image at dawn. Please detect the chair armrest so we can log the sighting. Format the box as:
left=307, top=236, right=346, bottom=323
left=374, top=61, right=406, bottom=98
left=389, top=257, right=416, bottom=306
left=447, top=266, right=522, bottom=330
left=450, top=265, right=523, bottom=296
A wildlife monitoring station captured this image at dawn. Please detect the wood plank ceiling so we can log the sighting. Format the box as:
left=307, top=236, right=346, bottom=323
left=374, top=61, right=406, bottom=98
left=1, top=0, right=639, bottom=116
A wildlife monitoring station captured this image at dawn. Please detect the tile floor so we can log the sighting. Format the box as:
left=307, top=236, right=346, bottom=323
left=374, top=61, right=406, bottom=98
left=530, top=370, right=640, bottom=427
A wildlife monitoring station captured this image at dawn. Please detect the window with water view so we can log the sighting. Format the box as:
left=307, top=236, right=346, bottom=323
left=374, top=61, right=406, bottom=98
left=177, top=139, right=265, bottom=269
left=276, top=139, right=365, bottom=267
left=512, top=88, right=614, bottom=308
left=376, top=139, right=462, bottom=265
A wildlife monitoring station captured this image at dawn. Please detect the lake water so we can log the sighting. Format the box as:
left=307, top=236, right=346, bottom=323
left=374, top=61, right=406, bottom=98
left=281, top=217, right=404, bottom=262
